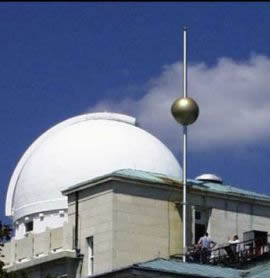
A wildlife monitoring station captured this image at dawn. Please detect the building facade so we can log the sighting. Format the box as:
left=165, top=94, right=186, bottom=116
left=3, top=112, right=270, bottom=277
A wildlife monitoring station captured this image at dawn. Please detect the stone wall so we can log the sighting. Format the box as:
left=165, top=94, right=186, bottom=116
left=68, top=182, right=115, bottom=277
left=188, top=192, right=270, bottom=246
left=70, top=180, right=182, bottom=277
left=112, top=182, right=182, bottom=269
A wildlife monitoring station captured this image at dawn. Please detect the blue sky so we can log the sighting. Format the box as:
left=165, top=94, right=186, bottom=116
left=1, top=3, right=270, bottom=222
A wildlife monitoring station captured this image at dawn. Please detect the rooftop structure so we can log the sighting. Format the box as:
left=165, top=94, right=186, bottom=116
left=3, top=112, right=270, bottom=278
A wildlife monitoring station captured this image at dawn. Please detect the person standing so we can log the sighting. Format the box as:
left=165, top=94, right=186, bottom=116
left=198, top=232, right=216, bottom=264
left=228, top=235, right=240, bottom=261
left=228, top=235, right=240, bottom=252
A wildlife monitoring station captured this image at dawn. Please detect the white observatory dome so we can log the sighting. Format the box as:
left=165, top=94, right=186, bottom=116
left=6, top=112, right=182, bottom=222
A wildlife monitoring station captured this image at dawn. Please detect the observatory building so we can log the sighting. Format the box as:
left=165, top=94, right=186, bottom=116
left=3, top=112, right=270, bottom=278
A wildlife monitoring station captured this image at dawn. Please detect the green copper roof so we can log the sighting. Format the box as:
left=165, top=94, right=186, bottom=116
left=136, top=258, right=242, bottom=278
left=63, top=168, right=270, bottom=203
left=244, top=260, right=270, bottom=278
left=114, top=169, right=270, bottom=202
left=190, top=179, right=270, bottom=202
left=136, top=258, right=270, bottom=278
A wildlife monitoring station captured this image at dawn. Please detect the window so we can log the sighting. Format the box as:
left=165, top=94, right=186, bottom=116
left=195, top=210, right=201, bottom=220
left=25, top=221, right=33, bottom=232
left=87, top=236, right=94, bottom=276
left=39, top=213, right=44, bottom=221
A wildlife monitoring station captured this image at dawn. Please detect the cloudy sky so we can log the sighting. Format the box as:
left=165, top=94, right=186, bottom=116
left=1, top=3, right=270, bottom=221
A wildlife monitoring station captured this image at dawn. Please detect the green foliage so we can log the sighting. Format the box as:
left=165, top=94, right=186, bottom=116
left=0, top=221, right=12, bottom=278
left=0, top=260, right=8, bottom=278
left=0, top=222, right=12, bottom=243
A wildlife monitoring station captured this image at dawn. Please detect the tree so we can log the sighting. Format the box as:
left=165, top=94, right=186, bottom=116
left=0, top=221, right=12, bottom=278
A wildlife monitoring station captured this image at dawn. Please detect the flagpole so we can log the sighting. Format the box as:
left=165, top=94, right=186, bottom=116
left=171, top=27, right=199, bottom=263
left=182, top=27, right=187, bottom=263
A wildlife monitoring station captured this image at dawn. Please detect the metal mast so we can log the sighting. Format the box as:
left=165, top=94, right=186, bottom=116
left=171, top=27, right=199, bottom=263
left=182, top=26, right=188, bottom=263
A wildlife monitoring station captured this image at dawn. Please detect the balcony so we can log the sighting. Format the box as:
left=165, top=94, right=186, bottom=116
left=185, top=236, right=270, bottom=268
left=2, top=223, right=76, bottom=272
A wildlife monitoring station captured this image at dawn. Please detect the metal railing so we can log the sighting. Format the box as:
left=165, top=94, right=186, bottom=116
left=185, top=236, right=270, bottom=267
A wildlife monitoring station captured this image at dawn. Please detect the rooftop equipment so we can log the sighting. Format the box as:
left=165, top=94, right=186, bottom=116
left=243, top=230, right=268, bottom=245
left=195, top=173, right=223, bottom=184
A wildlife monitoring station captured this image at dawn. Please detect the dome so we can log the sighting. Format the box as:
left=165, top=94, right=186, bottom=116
left=6, top=112, right=182, bottom=222
left=195, top=173, right=223, bottom=184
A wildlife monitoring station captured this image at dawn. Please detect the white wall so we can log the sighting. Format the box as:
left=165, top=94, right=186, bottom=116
left=15, top=209, right=68, bottom=239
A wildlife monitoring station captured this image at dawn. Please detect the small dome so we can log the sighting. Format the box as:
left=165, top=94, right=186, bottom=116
left=195, top=173, right=223, bottom=184
left=6, top=112, right=182, bottom=222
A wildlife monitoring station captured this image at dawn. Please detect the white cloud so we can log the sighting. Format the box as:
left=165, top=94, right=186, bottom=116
left=88, top=54, right=270, bottom=154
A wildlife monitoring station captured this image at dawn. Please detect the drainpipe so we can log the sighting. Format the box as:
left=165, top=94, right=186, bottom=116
left=75, top=191, right=80, bottom=256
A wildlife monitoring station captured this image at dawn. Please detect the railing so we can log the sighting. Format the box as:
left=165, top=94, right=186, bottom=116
left=185, top=236, right=270, bottom=267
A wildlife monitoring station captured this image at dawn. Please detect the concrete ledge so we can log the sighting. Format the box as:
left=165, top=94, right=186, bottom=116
left=4, top=250, right=79, bottom=272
